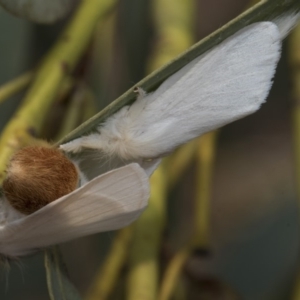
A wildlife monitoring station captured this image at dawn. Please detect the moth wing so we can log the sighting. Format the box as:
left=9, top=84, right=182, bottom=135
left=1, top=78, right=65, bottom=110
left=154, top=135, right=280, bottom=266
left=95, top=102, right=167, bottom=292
left=0, top=163, right=149, bottom=257
left=128, top=22, right=282, bottom=157
left=61, top=17, right=299, bottom=162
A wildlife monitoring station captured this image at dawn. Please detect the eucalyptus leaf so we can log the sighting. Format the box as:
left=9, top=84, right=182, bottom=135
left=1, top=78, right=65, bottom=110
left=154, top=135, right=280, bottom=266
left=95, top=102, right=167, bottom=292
left=45, top=247, right=82, bottom=300
left=58, top=0, right=300, bottom=146
left=0, top=0, right=76, bottom=23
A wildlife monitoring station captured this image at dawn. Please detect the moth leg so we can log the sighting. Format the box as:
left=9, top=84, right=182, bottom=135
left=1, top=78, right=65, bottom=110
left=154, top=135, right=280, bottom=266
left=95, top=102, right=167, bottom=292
left=60, top=133, right=102, bottom=153
left=133, top=86, right=147, bottom=101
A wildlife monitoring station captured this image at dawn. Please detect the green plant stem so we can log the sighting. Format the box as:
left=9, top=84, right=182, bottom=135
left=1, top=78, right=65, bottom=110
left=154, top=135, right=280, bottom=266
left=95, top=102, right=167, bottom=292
left=126, top=0, right=195, bottom=299
left=158, top=243, right=192, bottom=300
left=195, top=132, right=218, bottom=249
left=58, top=0, right=300, bottom=145
left=289, top=22, right=300, bottom=300
left=127, top=166, right=167, bottom=300
left=159, top=132, right=217, bottom=300
left=81, top=89, right=98, bottom=122
left=45, top=247, right=82, bottom=300
left=165, top=139, right=198, bottom=188
left=86, top=227, right=133, bottom=300
left=55, top=86, right=86, bottom=141
left=0, top=71, right=33, bottom=105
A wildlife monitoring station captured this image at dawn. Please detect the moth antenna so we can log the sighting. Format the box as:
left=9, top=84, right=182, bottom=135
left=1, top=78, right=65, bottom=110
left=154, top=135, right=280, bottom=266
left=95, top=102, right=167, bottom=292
left=60, top=133, right=101, bottom=153
left=133, top=86, right=147, bottom=99
left=128, top=87, right=149, bottom=120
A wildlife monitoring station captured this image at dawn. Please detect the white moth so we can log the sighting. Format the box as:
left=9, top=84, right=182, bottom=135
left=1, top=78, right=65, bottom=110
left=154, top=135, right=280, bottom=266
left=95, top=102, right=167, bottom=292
left=61, top=13, right=300, bottom=176
left=0, top=163, right=149, bottom=257
left=0, top=13, right=299, bottom=258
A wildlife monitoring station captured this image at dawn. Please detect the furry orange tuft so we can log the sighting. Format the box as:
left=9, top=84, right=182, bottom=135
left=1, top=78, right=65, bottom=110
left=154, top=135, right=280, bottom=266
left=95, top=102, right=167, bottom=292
left=3, top=146, right=79, bottom=214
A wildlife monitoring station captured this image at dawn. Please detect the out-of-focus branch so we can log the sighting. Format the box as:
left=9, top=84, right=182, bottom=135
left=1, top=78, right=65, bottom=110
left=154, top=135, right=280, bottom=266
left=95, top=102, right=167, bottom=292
left=45, top=247, right=82, bottom=300
left=245, top=0, right=261, bottom=9
left=147, top=0, right=195, bottom=71
left=0, top=71, right=33, bottom=105
left=194, top=132, right=218, bottom=249
left=127, top=166, right=167, bottom=300
left=81, top=88, right=98, bottom=122
left=126, top=1, right=195, bottom=299
left=55, top=84, right=97, bottom=141
left=159, top=132, right=217, bottom=300
left=290, top=23, right=300, bottom=213
left=289, top=23, right=300, bottom=300
left=165, top=139, right=198, bottom=188
left=159, top=242, right=192, bottom=300
left=85, top=227, right=133, bottom=300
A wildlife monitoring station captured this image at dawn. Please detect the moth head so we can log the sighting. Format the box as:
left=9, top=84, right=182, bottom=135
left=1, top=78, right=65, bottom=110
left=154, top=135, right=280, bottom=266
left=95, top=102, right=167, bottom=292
left=2, top=145, right=79, bottom=215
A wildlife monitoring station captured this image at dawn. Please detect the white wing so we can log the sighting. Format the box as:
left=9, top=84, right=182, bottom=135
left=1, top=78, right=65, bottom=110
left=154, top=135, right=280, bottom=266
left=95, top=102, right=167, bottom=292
left=0, top=163, right=149, bottom=257
left=113, top=22, right=282, bottom=158
left=61, top=22, right=282, bottom=161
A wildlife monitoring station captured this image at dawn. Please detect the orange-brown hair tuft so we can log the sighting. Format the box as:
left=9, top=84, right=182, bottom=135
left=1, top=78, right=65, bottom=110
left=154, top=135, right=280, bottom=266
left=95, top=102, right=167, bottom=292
left=3, top=146, right=79, bottom=214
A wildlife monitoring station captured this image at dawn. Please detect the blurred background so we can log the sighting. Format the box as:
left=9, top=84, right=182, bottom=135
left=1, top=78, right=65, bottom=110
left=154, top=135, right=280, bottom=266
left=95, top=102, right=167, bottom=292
left=0, top=0, right=299, bottom=299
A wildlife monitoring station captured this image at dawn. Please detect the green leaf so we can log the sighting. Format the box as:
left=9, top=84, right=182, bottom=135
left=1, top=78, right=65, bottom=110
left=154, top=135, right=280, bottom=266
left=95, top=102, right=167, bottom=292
left=57, top=0, right=300, bottom=146
left=44, top=247, right=82, bottom=300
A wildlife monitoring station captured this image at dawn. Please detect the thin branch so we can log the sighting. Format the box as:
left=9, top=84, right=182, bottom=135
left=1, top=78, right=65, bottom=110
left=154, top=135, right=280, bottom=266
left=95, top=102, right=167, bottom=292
left=289, top=22, right=300, bottom=300
left=127, top=0, right=195, bottom=299
left=58, top=0, right=300, bottom=145
left=85, top=227, right=133, bottom=300
left=127, top=166, right=167, bottom=300
left=0, top=71, right=33, bottom=105
left=194, top=132, right=218, bottom=249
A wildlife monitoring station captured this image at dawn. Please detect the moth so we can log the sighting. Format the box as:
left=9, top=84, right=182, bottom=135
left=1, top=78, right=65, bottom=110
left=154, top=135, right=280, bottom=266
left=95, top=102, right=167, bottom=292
left=61, top=13, right=300, bottom=175
left=0, top=145, right=149, bottom=257
left=0, top=12, right=299, bottom=257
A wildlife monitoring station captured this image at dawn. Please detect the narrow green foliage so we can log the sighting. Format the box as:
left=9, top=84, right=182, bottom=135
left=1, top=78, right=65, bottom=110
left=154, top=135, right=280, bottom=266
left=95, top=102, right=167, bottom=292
left=58, top=0, right=300, bottom=145
left=45, top=247, right=82, bottom=300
